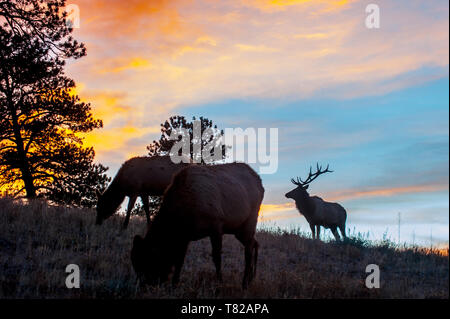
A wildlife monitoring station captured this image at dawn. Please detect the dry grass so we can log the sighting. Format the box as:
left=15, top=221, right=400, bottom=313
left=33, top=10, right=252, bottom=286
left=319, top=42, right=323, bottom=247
left=0, top=197, right=448, bottom=299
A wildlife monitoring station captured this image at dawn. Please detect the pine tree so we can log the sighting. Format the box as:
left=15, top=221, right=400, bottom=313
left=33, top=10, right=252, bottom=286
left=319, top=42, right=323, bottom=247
left=147, top=115, right=227, bottom=164
left=0, top=0, right=110, bottom=207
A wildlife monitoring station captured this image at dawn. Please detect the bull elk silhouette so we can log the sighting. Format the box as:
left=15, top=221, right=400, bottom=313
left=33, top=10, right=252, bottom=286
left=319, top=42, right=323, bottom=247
left=95, top=156, right=190, bottom=229
left=285, top=163, right=347, bottom=241
left=131, top=163, right=264, bottom=289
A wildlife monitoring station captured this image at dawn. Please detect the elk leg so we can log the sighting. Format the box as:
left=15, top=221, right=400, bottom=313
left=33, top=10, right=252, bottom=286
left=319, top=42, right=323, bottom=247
left=172, top=242, right=189, bottom=286
left=123, top=196, right=137, bottom=229
left=243, top=238, right=258, bottom=289
left=243, top=244, right=252, bottom=289
left=235, top=233, right=257, bottom=289
left=339, top=225, right=347, bottom=239
left=316, top=225, right=321, bottom=240
left=331, top=226, right=341, bottom=241
left=310, top=224, right=316, bottom=239
left=252, top=240, right=259, bottom=279
left=141, top=195, right=151, bottom=225
left=210, top=235, right=223, bottom=281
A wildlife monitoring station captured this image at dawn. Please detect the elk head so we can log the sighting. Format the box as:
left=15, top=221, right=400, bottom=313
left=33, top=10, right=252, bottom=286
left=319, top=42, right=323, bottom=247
left=131, top=235, right=173, bottom=285
left=285, top=163, right=333, bottom=201
left=95, top=189, right=122, bottom=225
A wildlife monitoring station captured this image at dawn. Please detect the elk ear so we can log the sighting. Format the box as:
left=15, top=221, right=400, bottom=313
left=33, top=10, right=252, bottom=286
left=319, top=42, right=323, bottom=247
left=304, top=185, right=309, bottom=190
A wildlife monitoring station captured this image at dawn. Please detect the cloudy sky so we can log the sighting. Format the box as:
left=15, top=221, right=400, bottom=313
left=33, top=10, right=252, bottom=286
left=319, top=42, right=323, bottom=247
left=66, top=0, right=449, bottom=247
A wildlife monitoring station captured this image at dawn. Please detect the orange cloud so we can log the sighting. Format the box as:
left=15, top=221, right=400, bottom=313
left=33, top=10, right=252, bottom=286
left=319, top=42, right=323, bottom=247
left=75, top=88, right=130, bottom=125
left=70, top=86, right=161, bottom=159
left=94, top=57, right=152, bottom=74
left=259, top=202, right=294, bottom=215
left=69, top=0, right=448, bottom=108
left=74, top=0, right=188, bottom=36
left=235, top=44, right=279, bottom=53
left=326, top=184, right=449, bottom=202
left=73, top=0, right=205, bottom=59
left=258, top=203, right=296, bottom=221
left=80, top=126, right=160, bottom=153
left=293, top=33, right=330, bottom=39
left=243, top=0, right=354, bottom=12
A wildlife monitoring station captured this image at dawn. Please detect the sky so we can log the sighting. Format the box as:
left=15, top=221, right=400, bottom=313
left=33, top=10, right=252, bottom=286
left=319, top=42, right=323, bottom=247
left=66, top=0, right=449, bottom=248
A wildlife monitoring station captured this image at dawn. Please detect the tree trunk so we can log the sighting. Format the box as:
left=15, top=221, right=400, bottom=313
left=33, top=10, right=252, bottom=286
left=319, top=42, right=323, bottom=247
left=8, top=101, right=36, bottom=198
left=15, top=133, right=36, bottom=198
left=21, top=163, right=36, bottom=198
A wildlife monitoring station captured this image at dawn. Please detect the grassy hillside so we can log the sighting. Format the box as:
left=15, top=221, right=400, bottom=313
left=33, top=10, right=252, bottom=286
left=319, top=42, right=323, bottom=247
left=0, top=198, right=448, bottom=299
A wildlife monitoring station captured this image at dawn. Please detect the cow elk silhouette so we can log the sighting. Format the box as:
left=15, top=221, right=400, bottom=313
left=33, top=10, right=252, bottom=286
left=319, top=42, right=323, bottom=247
left=285, top=163, right=347, bottom=241
left=95, top=156, right=190, bottom=229
left=131, top=163, right=264, bottom=289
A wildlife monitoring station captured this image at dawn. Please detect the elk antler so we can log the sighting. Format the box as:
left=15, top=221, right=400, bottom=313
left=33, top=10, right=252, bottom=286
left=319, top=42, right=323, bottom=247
left=291, top=163, right=333, bottom=186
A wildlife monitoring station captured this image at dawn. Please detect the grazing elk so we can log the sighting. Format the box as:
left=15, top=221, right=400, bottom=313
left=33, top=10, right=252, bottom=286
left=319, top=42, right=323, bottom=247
left=285, top=163, right=347, bottom=241
left=131, top=163, right=264, bottom=289
left=96, top=156, right=190, bottom=229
